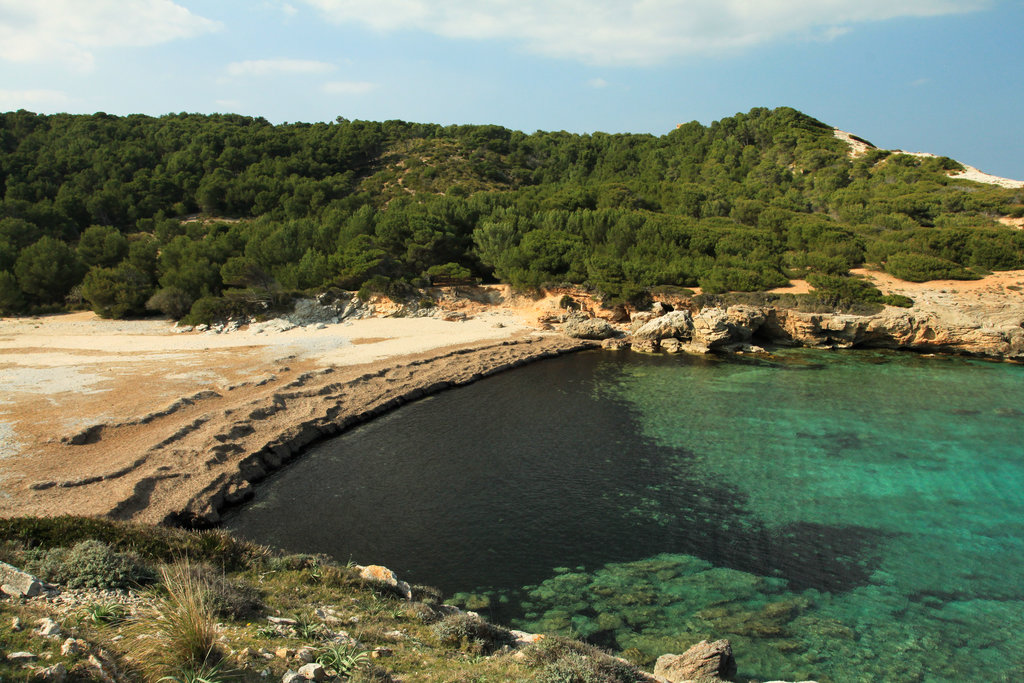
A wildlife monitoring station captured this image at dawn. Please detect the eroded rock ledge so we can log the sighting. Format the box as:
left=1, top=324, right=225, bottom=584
left=22, top=334, right=593, bottom=527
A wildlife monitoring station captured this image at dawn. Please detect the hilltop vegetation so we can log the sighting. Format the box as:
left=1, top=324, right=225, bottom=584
left=1, top=107, right=1022, bottom=320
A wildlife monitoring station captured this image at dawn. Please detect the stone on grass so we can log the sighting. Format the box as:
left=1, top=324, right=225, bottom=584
left=35, top=618, right=61, bottom=637
left=0, top=562, right=44, bottom=598
left=60, top=638, right=87, bottom=656
left=35, top=663, right=67, bottom=682
left=358, top=565, right=412, bottom=599
left=297, top=662, right=326, bottom=681
left=7, top=651, right=38, bottom=663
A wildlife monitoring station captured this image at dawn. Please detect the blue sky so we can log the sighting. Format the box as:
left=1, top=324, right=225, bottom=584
left=1, top=0, right=1022, bottom=180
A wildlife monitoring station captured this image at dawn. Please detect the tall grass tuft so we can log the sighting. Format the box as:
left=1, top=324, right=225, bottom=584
left=127, top=560, right=225, bottom=682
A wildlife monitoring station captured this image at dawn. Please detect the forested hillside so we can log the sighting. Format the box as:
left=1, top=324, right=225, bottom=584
left=1, top=107, right=1021, bottom=320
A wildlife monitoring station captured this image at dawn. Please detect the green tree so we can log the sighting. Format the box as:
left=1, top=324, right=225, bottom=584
left=0, top=271, right=24, bottom=314
left=81, top=263, right=152, bottom=318
left=77, top=225, right=129, bottom=268
left=14, top=236, right=85, bottom=304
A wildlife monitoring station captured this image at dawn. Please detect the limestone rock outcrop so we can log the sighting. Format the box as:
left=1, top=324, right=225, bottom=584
left=654, top=639, right=737, bottom=682
left=633, top=310, right=694, bottom=341
left=618, top=295, right=1024, bottom=361
left=562, top=315, right=616, bottom=340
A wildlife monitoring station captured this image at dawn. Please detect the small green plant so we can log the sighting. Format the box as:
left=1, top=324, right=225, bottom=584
left=292, top=613, right=325, bottom=640
left=80, top=602, right=128, bottom=626
left=317, top=642, right=371, bottom=678
left=254, top=624, right=280, bottom=639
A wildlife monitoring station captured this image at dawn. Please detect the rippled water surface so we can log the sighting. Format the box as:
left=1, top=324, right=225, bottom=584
left=226, top=349, right=1024, bottom=682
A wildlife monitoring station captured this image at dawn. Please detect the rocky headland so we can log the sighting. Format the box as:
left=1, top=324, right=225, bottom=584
left=560, top=269, right=1024, bottom=361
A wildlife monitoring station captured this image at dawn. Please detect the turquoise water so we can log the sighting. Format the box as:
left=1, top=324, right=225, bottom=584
left=227, top=349, right=1024, bottom=682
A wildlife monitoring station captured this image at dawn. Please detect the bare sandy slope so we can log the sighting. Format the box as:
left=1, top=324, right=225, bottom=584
left=0, top=303, right=588, bottom=524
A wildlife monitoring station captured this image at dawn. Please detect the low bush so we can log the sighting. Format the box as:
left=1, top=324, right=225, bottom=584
left=0, top=516, right=265, bottom=571
left=431, top=613, right=514, bottom=655
left=32, top=539, right=155, bottom=590
left=523, top=636, right=646, bottom=683
left=884, top=252, right=979, bottom=282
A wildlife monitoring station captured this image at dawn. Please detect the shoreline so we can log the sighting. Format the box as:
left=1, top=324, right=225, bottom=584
left=2, top=268, right=1023, bottom=526
left=0, top=316, right=592, bottom=526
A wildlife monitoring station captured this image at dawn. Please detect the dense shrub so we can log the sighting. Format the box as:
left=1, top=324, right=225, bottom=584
left=884, top=252, right=979, bottom=282
left=1, top=108, right=1020, bottom=314
left=0, top=270, right=24, bottom=314
left=81, top=262, right=152, bottom=318
left=33, top=539, right=155, bottom=590
left=146, top=286, right=194, bottom=318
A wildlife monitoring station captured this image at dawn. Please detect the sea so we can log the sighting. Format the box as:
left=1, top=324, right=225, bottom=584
left=225, top=348, right=1024, bottom=682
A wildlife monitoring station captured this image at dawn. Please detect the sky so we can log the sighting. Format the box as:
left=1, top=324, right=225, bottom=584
left=1, top=0, right=1022, bottom=180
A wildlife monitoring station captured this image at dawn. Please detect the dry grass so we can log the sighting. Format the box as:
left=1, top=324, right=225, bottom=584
left=126, top=560, right=226, bottom=681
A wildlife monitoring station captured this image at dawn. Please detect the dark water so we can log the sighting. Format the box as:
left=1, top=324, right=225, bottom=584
left=225, top=349, right=1024, bottom=682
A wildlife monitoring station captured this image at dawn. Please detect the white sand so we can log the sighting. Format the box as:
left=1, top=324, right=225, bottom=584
left=833, top=128, right=1023, bottom=189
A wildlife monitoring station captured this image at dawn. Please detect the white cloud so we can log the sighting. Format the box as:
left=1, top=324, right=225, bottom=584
left=0, top=89, right=70, bottom=111
left=588, top=78, right=609, bottom=89
left=301, top=0, right=990, bottom=65
left=321, top=81, right=377, bottom=95
left=227, top=59, right=336, bottom=77
left=0, top=0, right=220, bottom=71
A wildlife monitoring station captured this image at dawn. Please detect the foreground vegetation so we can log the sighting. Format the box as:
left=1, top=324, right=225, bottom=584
left=0, top=517, right=651, bottom=682
left=1, top=107, right=1022, bottom=322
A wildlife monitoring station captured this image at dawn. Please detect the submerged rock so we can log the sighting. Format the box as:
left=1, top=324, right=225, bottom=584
left=654, top=639, right=737, bottom=682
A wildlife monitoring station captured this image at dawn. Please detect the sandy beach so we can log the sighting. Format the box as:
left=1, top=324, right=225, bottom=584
left=0, top=297, right=590, bottom=525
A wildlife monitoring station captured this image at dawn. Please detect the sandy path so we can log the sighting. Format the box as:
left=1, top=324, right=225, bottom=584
left=0, top=307, right=590, bottom=524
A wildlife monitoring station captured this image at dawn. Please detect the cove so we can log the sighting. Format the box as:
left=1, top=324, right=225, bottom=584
left=224, top=349, right=1024, bottom=682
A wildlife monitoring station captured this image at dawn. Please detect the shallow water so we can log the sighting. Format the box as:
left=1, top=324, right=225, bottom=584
left=225, top=349, right=1024, bottom=682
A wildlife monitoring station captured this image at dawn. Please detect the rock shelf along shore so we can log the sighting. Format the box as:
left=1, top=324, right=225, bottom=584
left=2, top=268, right=1023, bottom=527
left=0, top=300, right=592, bottom=527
